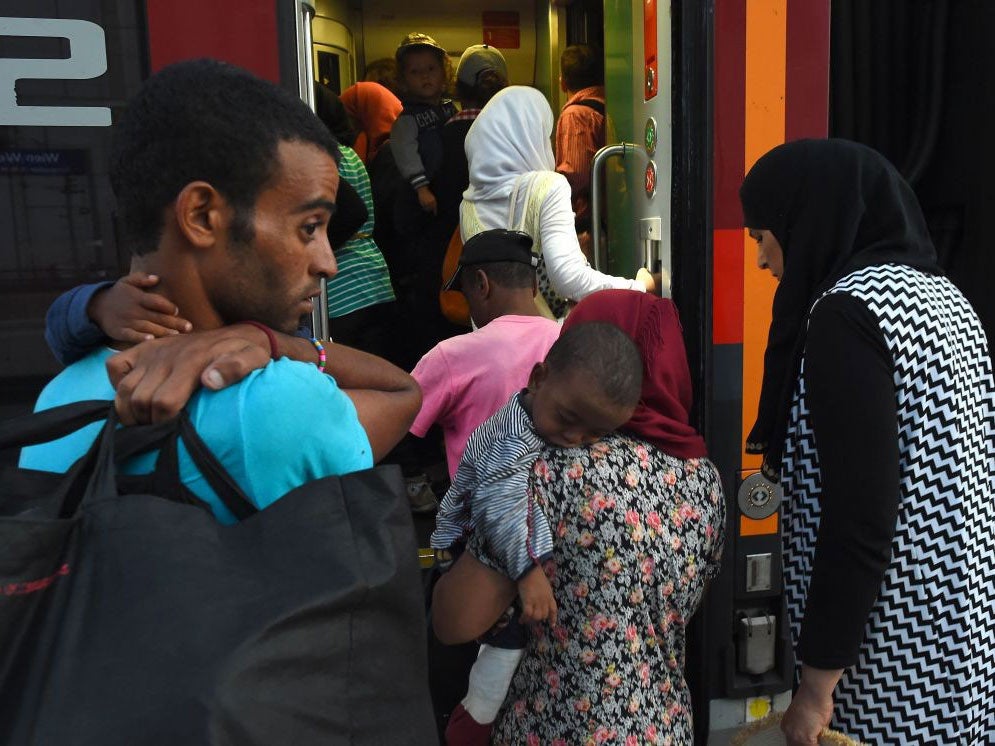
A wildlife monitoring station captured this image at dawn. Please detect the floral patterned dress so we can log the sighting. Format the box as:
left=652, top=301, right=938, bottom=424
left=490, top=433, right=725, bottom=746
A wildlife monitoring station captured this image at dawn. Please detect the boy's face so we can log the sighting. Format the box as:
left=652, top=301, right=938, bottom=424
left=527, top=365, right=635, bottom=449
left=401, top=49, right=447, bottom=102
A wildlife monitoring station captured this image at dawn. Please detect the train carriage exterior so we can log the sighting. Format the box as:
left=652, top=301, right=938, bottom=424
left=2, top=1, right=991, bottom=743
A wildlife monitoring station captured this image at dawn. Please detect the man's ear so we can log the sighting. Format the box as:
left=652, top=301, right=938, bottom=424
left=173, top=181, right=228, bottom=249
left=475, top=268, right=491, bottom=298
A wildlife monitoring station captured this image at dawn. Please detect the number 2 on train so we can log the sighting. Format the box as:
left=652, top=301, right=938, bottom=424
left=0, top=16, right=111, bottom=127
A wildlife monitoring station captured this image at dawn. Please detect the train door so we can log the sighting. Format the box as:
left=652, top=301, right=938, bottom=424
left=587, top=0, right=833, bottom=742
left=600, top=0, right=671, bottom=287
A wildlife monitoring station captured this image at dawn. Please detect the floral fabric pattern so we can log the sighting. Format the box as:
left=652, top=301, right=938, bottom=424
left=491, top=433, right=725, bottom=746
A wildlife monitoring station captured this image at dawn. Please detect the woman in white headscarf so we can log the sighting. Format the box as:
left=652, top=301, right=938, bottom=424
left=460, top=86, right=654, bottom=318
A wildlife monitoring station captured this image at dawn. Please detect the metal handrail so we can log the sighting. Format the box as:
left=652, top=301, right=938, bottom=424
left=298, top=1, right=329, bottom=341
left=590, top=142, right=640, bottom=271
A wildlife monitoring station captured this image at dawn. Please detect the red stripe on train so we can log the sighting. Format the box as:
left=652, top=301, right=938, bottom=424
left=712, top=229, right=745, bottom=344
left=786, top=0, right=831, bottom=140
left=713, top=0, right=747, bottom=231
left=146, top=0, right=281, bottom=82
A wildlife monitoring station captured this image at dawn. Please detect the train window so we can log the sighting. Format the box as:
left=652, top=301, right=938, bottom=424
left=0, top=17, right=112, bottom=127
left=0, top=1, right=146, bottom=382
left=316, top=49, right=341, bottom=92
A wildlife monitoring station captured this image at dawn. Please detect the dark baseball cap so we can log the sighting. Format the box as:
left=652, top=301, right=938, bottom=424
left=443, top=229, right=537, bottom=290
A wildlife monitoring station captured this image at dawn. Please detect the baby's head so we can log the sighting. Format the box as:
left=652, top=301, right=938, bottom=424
left=527, top=322, right=643, bottom=448
left=395, top=32, right=451, bottom=103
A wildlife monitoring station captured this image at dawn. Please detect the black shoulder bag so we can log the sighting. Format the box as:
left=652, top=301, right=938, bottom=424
left=0, top=400, right=435, bottom=746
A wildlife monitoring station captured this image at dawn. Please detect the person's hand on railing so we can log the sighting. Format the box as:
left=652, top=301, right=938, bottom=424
left=635, top=266, right=670, bottom=297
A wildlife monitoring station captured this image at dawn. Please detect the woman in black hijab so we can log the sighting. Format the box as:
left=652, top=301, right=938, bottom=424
left=741, top=139, right=994, bottom=746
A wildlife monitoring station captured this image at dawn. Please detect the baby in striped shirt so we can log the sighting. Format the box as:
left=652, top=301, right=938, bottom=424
left=432, top=319, right=643, bottom=741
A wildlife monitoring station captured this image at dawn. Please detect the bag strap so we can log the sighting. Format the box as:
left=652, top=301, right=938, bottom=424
left=102, top=408, right=259, bottom=521
left=507, top=173, right=535, bottom=231
left=565, top=98, right=606, bottom=116
left=459, top=200, right=486, bottom=242
left=119, top=413, right=258, bottom=520
left=108, top=412, right=256, bottom=519
left=507, top=176, right=523, bottom=230
left=0, top=399, right=112, bottom=451
left=518, top=172, right=557, bottom=242
left=5, top=400, right=256, bottom=520
left=0, top=399, right=259, bottom=520
left=114, top=410, right=259, bottom=520
left=175, top=412, right=257, bottom=520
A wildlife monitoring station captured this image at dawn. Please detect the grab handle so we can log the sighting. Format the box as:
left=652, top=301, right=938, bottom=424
left=590, top=142, right=641, bottom=271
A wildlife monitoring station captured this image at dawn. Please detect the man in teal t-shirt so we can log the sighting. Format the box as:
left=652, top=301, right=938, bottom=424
left=20, top=60, right=421, bottom=521
left=21, top=350, right=372, bottom=523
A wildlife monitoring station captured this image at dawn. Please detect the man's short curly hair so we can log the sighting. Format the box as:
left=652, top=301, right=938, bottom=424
left=109, top=59, right=339, bottom=255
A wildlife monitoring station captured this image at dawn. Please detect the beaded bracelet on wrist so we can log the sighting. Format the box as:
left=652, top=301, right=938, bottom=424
left=309, top=337, right=326, bottom=373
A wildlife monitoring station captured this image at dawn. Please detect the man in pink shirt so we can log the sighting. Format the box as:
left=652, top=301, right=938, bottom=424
left=410, top=230, right=560, bottom=477
left=554, top=44, right=606, bottom=235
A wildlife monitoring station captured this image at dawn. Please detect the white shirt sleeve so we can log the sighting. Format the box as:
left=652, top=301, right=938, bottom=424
left=538, top=179, right=646, bottom=300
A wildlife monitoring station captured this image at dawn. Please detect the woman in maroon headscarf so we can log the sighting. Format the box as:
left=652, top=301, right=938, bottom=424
left=433, top=289, right=726, bottom=745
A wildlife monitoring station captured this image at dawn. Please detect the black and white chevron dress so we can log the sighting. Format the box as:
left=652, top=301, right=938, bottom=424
left=781, top=263, right=995, bottom=744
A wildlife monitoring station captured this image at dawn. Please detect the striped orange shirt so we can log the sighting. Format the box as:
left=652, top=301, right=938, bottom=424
left=554, top=86, right=606, bottom=223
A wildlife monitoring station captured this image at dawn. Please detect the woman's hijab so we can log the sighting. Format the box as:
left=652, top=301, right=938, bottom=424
left=740, top=138, right=941, bottom=475
left=562, top=290, right=708, bottom=459
left=463, top=85, right=556, bottom=203
left=340, top=82, right=402, bottom=164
